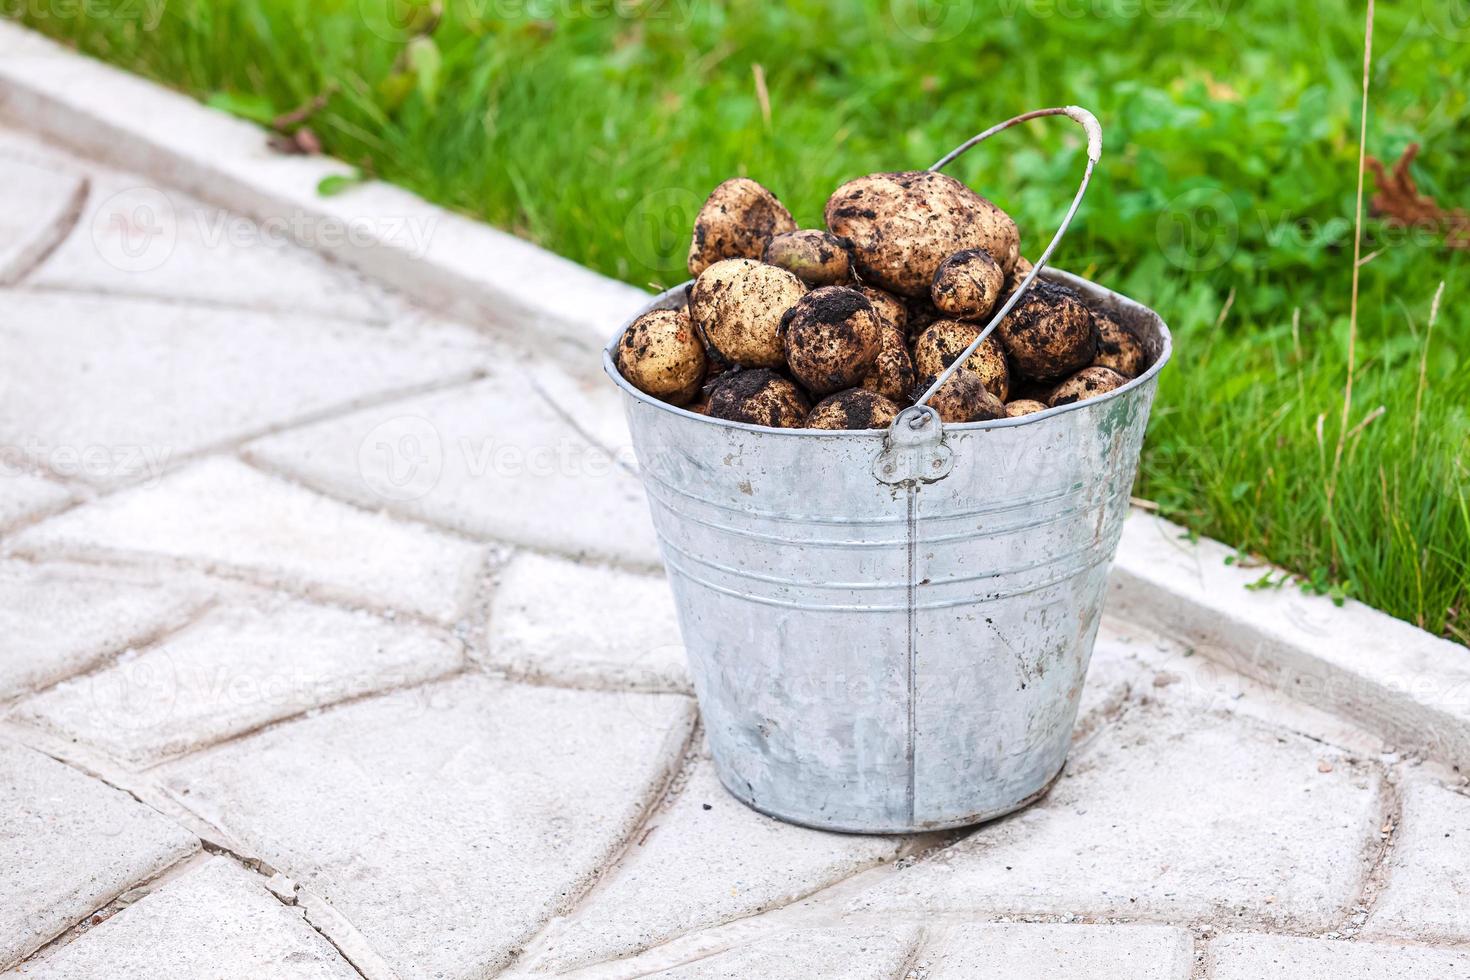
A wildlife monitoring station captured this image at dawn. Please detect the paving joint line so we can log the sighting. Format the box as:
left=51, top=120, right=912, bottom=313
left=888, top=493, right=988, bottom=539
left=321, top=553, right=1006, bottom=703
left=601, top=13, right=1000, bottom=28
left=134, top=663, right=478, bottom=775
left=4, top=542, right=477, bottom=632
left=1332, top=760, right=1406, bottom=938
left=6, top=846, right=210, bottom=971
left=891, top=924, right=931, bottom=980
left=0, top=595, right=220, bottom=711
left=0, top=172, right=87, bottom=287
left=506, top=711, right=704, bottom=974
left=525, top=370, right=638, bottom=479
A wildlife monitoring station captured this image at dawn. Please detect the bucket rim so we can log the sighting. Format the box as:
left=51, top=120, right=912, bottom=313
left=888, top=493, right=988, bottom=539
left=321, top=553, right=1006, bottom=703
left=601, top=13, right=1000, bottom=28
left=602, top=267, right=1172, bottom=437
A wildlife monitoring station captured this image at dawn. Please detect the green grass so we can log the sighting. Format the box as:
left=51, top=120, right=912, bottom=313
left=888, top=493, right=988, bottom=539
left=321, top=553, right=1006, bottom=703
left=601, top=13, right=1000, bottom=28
left=11, top=0, right=1468, bottom=640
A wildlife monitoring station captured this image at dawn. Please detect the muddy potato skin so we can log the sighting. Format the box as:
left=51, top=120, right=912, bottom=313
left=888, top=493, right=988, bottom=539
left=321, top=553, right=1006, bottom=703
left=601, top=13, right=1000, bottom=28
left=1000, top=255, right=1035, bottom=303
left=616, top=307, right=707, bottom=405
left=858, top=316, right=917, bottom=402
left=902, top=294, right=942, bottom=338
left=996, top=279, right=1099, bottom=382
left=1048, top=366, right=1129, bottom=407
left=690, top=258, right=807, bottom=369
left=825, top=170, right=1020, bottom=297
left=688, top=178, right=797, bottom=277
left=1004, top=398, right=1049, bottom=418
left=914, top=368, right=1006, bottom=424
left=913, top=320, right=1010, bottom=402
left=931, top=248, right=1005, bottom=320
left=763, top=230, right=853, bottom=287
left=780, top=286, right=881, bottom=396
left=707, top=369, right=810, bottom=427
left=805, top=388, right=901, bottom=430
left=853, top=285, right=908, bottom=334
left=1092, top=309, right=1146, bottom=378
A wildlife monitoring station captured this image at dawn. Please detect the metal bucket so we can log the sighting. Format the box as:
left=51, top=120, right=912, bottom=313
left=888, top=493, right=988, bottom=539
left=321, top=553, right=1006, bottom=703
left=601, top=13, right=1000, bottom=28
left=606, top=271, right=1170, bottom=833
left=603, top=109, right=1172, bottom=833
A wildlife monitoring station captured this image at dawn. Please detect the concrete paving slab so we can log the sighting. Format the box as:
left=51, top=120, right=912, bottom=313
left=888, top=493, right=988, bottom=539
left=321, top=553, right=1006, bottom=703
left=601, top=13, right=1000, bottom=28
left=14, top=857, right=359, bottom=979
left=160, top=674, right=695, bottom=980
left=15, top=594, right=464, bottom=766
left=11, top=458, right=488, bottom=623
left=0, top=738, right=197, bottom=969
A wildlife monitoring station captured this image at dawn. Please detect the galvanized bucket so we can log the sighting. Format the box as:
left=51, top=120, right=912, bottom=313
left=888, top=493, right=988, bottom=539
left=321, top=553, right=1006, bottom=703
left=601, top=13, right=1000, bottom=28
left=603, top=109, right=1172, bottom=833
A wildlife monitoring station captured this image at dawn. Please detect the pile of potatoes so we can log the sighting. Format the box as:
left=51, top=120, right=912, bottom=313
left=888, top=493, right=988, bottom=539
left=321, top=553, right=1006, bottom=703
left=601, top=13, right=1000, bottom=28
left=615, top=174, right=1147, bottom=429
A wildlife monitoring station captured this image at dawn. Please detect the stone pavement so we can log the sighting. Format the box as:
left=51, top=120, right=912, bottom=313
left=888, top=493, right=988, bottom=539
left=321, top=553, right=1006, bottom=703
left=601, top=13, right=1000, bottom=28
left=2, top=124, right=1469, bottom=980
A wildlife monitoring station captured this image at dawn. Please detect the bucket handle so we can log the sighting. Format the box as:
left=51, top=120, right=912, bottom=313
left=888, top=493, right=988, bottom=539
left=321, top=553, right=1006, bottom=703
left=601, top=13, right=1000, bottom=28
left=874, top=106, right=1103, bottom=486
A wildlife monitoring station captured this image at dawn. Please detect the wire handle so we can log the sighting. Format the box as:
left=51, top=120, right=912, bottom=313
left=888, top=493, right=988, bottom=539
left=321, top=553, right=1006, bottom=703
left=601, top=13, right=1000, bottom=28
left=907, top=106, right=1103, bottom=418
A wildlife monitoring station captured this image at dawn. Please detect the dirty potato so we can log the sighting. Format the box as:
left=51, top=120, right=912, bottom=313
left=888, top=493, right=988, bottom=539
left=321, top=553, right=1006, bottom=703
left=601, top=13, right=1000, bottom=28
left=687, top=178, right=797, bottom=277
left=1001, top=255, right=1036, bottom=303
left=616, top=307, right=707, bottom=406
left=858, top=316, right=917, bottom=402
left=995, top=279, right=1099, bottom=382
left=805, top=388, right=901, bottom=430
left=913, top=320, right=1010, bottom=402
left=763, top=230, right=853, bottom=287
left=1048, top=366, right=1130, bottom=407
left=690, top=258, right=807, bottom=369
left=1092, top=308, right=1146, bottom=378
left=780, top=286, right=882, bottom=396
left=931, top=248, right=1005, bottom=321
left=1004, top=399, right=1049, bottom=418
left=914, top=368, right=1006, bottom=424
left=825, top=170, right=1020, bottom=296
left=707, top=369, right=810, bottom=427
left=853, top=285, right=908, bottom=334
left=903, top=294, right=942, bottom=337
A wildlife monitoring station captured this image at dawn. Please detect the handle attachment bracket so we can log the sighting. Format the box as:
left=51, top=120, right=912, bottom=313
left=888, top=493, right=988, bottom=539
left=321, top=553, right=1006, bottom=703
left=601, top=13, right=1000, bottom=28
left=874, top=406, right=953, bottom=486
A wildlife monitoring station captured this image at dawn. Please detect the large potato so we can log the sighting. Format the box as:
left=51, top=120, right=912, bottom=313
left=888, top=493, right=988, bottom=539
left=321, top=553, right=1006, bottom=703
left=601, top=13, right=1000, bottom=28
left=707, top=369, right=810, bottom=427
left=805, top=388, right=900, bottom=430
left=1048, top=366, right=1129, bottom=407
left=915, top=368, right=1006, bottom=424
left=688, top=178, right=797, bottom=277
left=615, top=307, right=707, bottom=406
left=763, top=230, right=853, bottom=287
left=825, top=170, right=1020, bottom=297
left=995, top=279, right=1099, bottom=382
left=780, top=286, right=881, bottom=396
left=1092, top=308, right=1147, bottom=378
left=931, top=248, right=1004, bottom=321
left=690, top=258, right=807, bottom=369
left=913, top=320, right=1010, bottom=402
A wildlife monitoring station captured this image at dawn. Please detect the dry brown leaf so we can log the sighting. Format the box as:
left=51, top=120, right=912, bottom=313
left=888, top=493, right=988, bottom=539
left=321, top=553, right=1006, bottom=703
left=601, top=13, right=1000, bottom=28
left=1366, top=143, right=1470, bottom=248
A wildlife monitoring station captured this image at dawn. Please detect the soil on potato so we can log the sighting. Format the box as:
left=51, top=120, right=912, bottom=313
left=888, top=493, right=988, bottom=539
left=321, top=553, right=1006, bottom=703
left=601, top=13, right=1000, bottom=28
left=999, top=279, right=1098, bottom=380
left=708, top=369, right=807, bottom=427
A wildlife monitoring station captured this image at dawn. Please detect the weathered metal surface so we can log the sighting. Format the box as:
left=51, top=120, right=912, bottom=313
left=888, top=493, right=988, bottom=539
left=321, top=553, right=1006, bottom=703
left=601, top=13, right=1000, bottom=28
left=603, top=269, right=1172, bottom=833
